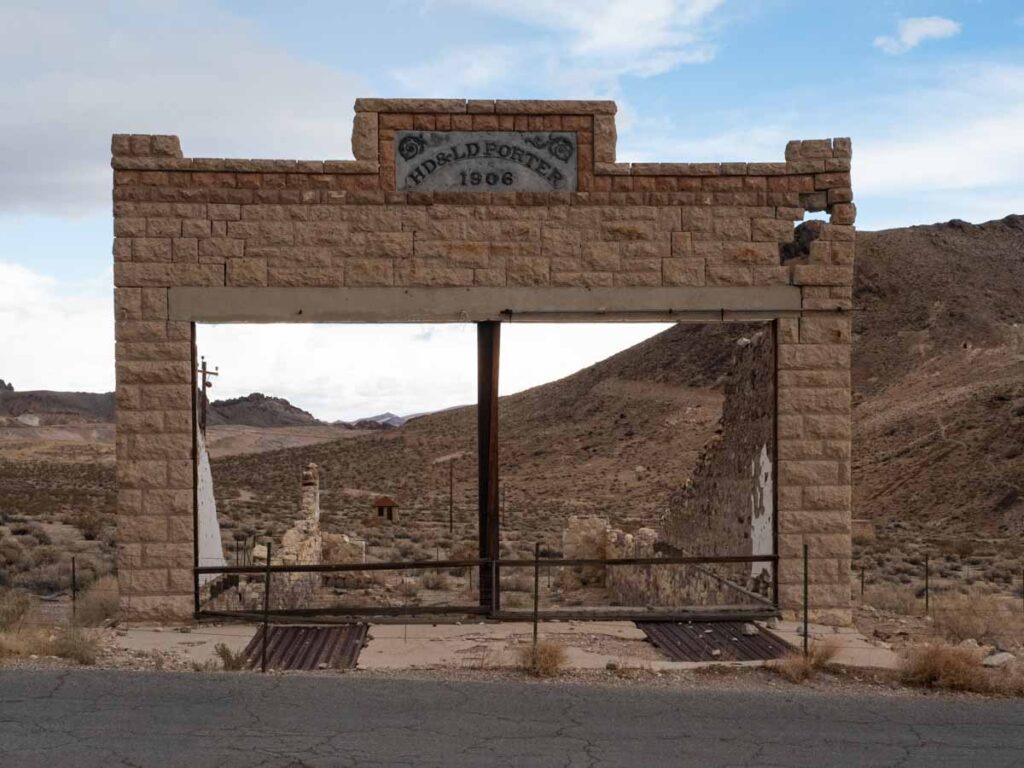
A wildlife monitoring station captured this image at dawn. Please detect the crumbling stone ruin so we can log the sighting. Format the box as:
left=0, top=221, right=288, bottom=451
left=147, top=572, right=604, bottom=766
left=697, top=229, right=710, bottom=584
left=211, top=462, right=364, bottom=610
left=112, top=98, right=854, bottom=623
left=279, top=463, right=324, bottom=566
left=664, top=328, right=776, bottom=600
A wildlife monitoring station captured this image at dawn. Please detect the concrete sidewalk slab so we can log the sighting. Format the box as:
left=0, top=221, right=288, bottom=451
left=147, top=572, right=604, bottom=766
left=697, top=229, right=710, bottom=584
left=108, top=618, right=899, bottom=673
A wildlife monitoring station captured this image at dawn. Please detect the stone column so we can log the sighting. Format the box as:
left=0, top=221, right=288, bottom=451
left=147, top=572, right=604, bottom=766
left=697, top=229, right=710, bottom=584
left=114, top=286, right=195, bottom=620
left=776, top=310, right=853, bottom=625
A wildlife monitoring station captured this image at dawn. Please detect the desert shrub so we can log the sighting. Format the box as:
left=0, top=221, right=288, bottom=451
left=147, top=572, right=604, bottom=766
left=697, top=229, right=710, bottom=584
left=518, top=639, right=567, bottom=678
left=863, top=583, right=918, bottom=615
left=0, top=629, right=46, bottom=659
left=421, top=571, right=450, bottom=590
left=772, top=639, right=841, bottom=683
left=72, top=510, right=105, bottom=541
left=396, top=541, right=417, bottom=558
left=503, top=574, right=533, bottom=594
left=14, top=558, right=72, bottom=593
left=900, top=645, right=992, bottom=693
left=397, top=578, right=420, bottom=597
left=0, top=588, right=32, bottom=630
left=11, top=524, right=50, bottom=545
left=931, top=594, right=1024, bottom=648
left=75, top=575, right=119, bottom=626
left=504, top=593, right=529, bottom=608
left=450, top=540, right=477, bottom=560
left=52, top=630, right=99, bottom=666
left=213, top=642, right=248, bottom=671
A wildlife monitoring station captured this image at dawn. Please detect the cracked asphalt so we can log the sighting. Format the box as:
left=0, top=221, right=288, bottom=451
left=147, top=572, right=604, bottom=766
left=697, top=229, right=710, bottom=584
left=1, top=669, right=1022, bottom=767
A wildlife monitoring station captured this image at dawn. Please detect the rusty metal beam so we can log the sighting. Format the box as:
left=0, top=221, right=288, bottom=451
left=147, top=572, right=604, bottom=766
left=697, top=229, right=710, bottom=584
left=477, top=321, right=500, bottom=611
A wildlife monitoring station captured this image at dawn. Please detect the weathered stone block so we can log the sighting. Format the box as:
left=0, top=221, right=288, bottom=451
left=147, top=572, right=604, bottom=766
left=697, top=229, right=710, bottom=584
left=117, top=461, right=167, bottom=489
left=662, top=258, right=705, bottom=286
left=779, top=460, right=839, bottom=486
left=227, top=258, right=268, bottom=286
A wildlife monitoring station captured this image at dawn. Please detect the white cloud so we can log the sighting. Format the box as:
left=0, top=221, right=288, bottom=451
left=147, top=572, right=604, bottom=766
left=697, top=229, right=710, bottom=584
left=0, top=259, right=668, bottom=414
left=0, top=1, right=367, bottom=216
left=392, top=45, right=526, bottom=94
left=393, top=0, right=722, bottom=97
left=617, top=62, right=1024, bottom=230
left=0, top=264, right=113, bottom=392
left=855, top=64, right=1024, bottom=198
left=198, top=322, right=668, bottom=422
left=874, top=16, right=961, bottom=55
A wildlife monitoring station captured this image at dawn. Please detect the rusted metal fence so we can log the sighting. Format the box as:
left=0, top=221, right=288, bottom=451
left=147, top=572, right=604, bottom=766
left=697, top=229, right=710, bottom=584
left=194, top=552, right=779, bottom=624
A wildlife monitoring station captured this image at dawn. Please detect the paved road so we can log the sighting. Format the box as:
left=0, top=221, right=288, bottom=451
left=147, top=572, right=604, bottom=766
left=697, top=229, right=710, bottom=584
left=1, top=669, right=1022, bottom=767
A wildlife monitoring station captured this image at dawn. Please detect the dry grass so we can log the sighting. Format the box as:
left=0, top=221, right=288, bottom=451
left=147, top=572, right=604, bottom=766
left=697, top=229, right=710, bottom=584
left=0, top=588, right=32, bottom=630
left=901, top=644, right=1024, bottom=696
left=930, top=594, right=1024, bottom=649
left=74, top=575, right=119, bottom=626
left=420, top=571, right=450, bottom=591
left=517, top=639, right=567, bottom=678
left=213, top=642, right=248, bottom=671
left=462, top=645, right=505, bottom=670
left=862, top=583, right=920, bottom=616
left=0, top=627, right=99, bottom=665
left=772, top=638, right=841, bottom=683
left=900, top=644, right=991, bottom=692
left=397, top=578, right=420, bottom=598
left=51, top=629, right=99, bottom=665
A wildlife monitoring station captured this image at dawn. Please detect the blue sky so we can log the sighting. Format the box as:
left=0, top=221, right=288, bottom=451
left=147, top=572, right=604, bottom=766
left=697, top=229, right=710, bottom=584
left=1, top=1, right=1022, bottom=417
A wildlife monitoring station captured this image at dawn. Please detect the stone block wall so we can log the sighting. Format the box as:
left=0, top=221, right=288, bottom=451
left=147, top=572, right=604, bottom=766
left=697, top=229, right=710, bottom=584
left=111, top=98, right=853, bottom=622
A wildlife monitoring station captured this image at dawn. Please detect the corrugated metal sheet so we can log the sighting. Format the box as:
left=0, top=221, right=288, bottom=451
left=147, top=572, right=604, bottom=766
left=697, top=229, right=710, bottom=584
left=636, top=621, right=792, bottom=662
left=243, top=624, right=368, bottom=671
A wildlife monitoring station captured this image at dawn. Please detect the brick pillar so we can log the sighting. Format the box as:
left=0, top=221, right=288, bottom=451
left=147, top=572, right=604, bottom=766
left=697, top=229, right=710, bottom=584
left=114, top=286, right=195, bottom=620
left=775, top=311, right=852, bottom=625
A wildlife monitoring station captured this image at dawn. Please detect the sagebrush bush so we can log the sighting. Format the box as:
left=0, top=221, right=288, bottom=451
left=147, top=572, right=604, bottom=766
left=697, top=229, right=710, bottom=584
left=900, top=645, right=993, bottom=693
left=213, top=642, right=248, bottom=671
left=421, top=571, right=450, bottom=590
left=772, top=639, right=841, bottom=683
left=518, top=639, right=567, bottom=678
left=75, top=575, right=119, bottom=626
left=72, top=510, right=105, bottom=541
left=930, top=593, right=1024, bottom=648
left=0, top=588, right=32, bottom=630
left=52, top=629, right=99, bottom=666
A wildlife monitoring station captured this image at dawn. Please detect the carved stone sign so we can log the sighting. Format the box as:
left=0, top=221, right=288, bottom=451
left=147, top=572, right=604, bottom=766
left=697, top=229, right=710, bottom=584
left=394, top=131, right=578, bottom=192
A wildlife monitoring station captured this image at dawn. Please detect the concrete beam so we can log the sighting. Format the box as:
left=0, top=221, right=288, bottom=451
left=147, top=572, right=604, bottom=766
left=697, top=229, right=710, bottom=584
left=168, top=286, right=802, bottom=324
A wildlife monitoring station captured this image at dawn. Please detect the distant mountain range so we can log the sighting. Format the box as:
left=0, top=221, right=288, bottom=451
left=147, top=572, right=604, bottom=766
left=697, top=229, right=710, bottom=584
left=0, top=386, right=411, bottom=430
left=338, top=412, right=409, bottom=429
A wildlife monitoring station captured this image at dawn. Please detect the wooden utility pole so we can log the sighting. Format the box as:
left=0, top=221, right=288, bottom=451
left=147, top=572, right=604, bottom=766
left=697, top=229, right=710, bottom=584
left=477, top=322, right=500, bottom=611
left=197, top=356, right=219, bottom=433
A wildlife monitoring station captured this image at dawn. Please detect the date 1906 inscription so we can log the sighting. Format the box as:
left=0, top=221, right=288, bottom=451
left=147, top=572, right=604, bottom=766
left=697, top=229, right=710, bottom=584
left=394, top=131, right=578, bottom=193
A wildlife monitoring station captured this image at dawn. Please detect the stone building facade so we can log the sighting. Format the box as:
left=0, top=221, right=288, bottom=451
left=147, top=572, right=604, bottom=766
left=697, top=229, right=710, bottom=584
left=111, top=98, right=854, bottom=623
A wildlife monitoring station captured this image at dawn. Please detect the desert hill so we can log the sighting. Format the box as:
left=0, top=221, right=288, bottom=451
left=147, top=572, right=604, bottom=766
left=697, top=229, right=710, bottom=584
left=0, top=388, right=328, bottom=430
left=0, top=389, right=115, bottom=426
left=852, top=216, right=1024, bottom=549
left=205, top=393, right=323, bottom=428
left=210, top=323, right=754, bottom=554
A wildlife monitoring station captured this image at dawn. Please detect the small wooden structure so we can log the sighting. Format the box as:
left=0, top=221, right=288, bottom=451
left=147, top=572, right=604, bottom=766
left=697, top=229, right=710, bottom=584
left=373, top=495, right=399, bottom=521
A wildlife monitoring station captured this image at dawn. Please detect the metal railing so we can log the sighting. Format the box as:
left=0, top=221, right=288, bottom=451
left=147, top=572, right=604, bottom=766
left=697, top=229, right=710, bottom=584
left=194, top=552, right=779, bottom=623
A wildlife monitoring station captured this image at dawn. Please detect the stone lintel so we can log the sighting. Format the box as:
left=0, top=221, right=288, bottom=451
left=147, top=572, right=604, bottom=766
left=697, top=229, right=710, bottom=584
left=168, top=286, right=803, bottom=324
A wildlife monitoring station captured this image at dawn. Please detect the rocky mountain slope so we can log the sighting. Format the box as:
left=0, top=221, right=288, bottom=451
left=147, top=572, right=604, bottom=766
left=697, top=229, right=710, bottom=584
left=205, top=393, right=323, bottom=428
left=210, top=323, right=753, bottom=553
left=0, top=390, right=116, bottom=426
left=852, top=216, right=1024, bottom=544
